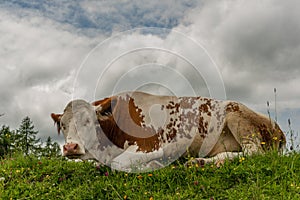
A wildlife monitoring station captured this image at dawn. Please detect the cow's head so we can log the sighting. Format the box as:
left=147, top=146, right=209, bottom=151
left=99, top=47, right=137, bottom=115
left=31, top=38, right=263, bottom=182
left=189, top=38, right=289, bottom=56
left=51, top=99, right=99, bottom=159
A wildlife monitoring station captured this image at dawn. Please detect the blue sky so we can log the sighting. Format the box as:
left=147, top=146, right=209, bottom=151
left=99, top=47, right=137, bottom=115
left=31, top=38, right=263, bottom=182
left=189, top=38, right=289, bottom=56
left=1, top=0, right=196, bottom=34
left=0, top=0, right=299, bottom=149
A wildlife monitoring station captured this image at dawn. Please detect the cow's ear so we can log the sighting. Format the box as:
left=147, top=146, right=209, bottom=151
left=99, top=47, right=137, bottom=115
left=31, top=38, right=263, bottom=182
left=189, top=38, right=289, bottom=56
left=51, top=113, right=62, bottom=134
left=92, top=96, right=117, bottom=120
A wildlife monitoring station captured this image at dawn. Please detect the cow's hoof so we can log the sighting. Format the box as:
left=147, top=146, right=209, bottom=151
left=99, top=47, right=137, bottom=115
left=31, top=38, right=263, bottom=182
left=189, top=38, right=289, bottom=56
left=184, top=158, right=206, bottom=168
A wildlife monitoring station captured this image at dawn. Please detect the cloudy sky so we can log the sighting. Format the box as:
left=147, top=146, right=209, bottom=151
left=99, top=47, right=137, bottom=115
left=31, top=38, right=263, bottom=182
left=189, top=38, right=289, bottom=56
left=0, top=0, right=299, bottom=148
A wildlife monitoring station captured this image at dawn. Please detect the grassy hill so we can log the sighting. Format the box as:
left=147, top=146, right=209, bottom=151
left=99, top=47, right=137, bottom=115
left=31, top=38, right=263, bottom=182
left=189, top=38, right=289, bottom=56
left=1, top=152, right=299, bottom=199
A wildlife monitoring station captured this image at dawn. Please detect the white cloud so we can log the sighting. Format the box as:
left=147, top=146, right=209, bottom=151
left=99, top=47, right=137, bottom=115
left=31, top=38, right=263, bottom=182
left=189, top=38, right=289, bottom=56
left=175, top=0, right=300, bottom=109
left=0, top=9, right=98, bottom=140
left=0, top=1, right=198, bottom=142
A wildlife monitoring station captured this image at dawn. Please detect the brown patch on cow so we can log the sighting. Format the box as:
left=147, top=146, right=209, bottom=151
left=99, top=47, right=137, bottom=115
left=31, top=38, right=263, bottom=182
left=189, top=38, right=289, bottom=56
left=226, top=102, right=240, bottom=113
left=166, top=122, right=173, bottom=129
left=199, top=103, right=212, bottom=116
left=198, top=116, right=208, bottom=137
left=258, top=122, right=286, bottom=151
left=92, top=97, right=119, bottom=117
left=166, top=128, right=177, bottom=142
left=128, top=97, right=145, bottom=126
left=92, top=97, right=110, bottom=107
left=197, top=99, right=214, bottom=137
left=95, top=94, right=162, bottom=153
left=166, top=101, right=180, bottom=114
left=97, top=113, right=161, bottom=153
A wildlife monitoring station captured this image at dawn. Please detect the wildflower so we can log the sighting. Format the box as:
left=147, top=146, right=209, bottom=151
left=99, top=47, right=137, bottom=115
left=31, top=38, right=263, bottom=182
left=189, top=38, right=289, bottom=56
left=148, top=174, right=153, bottom=177
left=239, top=157, right=245, bottom=163
left=171, top=165, right=176, bottom=169
left=125, top=173, right=128, bottom=177
left=124, top=195, right=127, bottom=199
left=0, top=177, right=5, bottom=181
left=104, top=172, right=109, bottom=176
left=16, top=170, right=20, bottom=173
left=137, top=175, right=143, bottom=179
left=291, top=183, right=294, bottom=187
left=194, top=181, right=199, bottom=185
left=273, top=136, right=278, bottom=140
left=261, top=142, right=266, bottom=145
left=149, top=197, right=154, bottom=200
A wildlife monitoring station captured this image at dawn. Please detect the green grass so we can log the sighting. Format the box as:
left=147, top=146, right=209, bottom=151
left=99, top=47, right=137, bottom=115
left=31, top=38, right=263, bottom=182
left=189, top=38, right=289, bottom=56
left=0, top=152, right=300, bottom=199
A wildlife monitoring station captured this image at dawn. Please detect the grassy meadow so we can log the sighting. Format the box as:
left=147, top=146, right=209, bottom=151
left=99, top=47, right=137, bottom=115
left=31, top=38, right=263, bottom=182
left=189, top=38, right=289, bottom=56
left=0, top=150, right=299, bottom=199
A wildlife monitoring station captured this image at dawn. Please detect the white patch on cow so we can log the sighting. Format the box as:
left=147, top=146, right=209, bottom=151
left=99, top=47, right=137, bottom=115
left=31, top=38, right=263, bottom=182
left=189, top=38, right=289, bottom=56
left=123, top=140, right=130, bottom=149
left=130, top=92, right=176, bottom=124
left=95, top=144, right=124, bottom=165
left=162, top=126, right=199, bottom=160
left=147, top=104, right=167, bottom=131
left=111, top=144, right=164, bottom=172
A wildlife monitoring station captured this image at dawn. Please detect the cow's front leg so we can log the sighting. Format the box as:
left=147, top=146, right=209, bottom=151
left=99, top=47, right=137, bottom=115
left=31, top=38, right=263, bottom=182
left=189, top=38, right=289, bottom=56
left=185, top=152, right=242, bottom=168
left=110, top=147, right=164, bottom=172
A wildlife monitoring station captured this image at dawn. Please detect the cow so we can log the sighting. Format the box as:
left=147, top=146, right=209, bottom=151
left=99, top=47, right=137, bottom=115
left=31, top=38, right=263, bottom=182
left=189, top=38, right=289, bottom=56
left=51, top=91, right=286, bottom=172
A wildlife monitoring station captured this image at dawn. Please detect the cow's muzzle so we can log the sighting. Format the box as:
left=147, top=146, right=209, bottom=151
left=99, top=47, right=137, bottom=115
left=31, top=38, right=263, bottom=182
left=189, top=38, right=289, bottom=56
left=63, top=143, right=84, bottom=158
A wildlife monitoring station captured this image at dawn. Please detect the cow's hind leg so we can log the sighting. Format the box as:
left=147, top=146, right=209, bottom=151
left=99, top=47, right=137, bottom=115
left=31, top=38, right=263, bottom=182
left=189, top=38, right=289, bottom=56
left=226, top=115, right=264, bottom=156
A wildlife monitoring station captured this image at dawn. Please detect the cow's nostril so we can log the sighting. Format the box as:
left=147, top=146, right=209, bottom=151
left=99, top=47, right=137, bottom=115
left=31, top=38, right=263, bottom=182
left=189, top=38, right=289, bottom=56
left=63, top=143, right=79, bottom=152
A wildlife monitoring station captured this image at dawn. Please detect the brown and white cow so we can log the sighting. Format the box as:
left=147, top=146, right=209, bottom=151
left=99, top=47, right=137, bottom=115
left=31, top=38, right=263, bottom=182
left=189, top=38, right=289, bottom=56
left=51, top=91, right=286, bottom=172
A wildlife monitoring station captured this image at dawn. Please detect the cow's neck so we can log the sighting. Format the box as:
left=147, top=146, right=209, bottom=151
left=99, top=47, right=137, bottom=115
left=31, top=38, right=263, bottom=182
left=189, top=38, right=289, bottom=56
left=98, top=118, right=126, bottom=148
